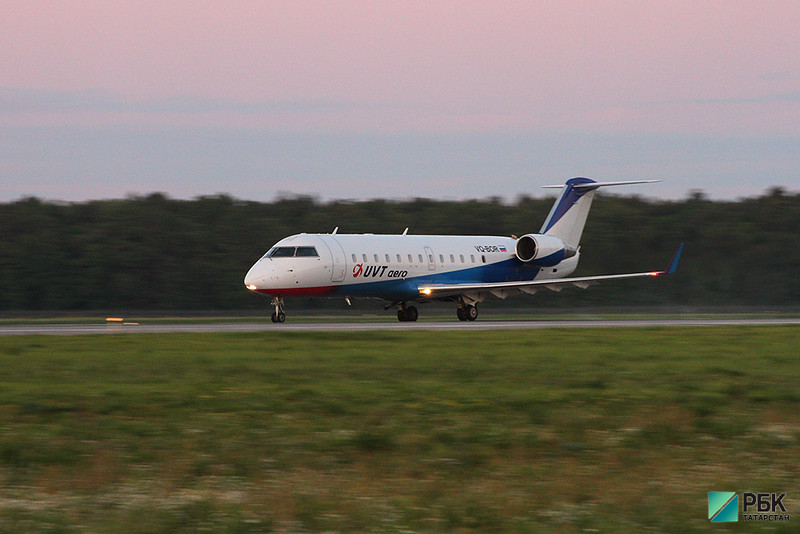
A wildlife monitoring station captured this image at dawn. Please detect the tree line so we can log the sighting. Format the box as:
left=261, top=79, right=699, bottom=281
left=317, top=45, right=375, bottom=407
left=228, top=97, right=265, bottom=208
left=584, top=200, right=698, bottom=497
left=1, top=188, right=798, bottom=312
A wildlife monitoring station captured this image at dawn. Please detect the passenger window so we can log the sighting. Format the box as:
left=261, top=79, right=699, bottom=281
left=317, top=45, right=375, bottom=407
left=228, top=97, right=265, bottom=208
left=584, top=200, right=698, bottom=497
left=439, top=254, right=444, bottom=263
left=408, top=254, right=413, bottom=263
left=418, top=254, right=423, bottom=263
left=362, top=254, right=368, bottom=262
left=450, top=254, right=455, bottom=263
left=460, top=254, right=464, bottom=263
left=295, top=246, right=318, bottom=257
left=428, top=255, right=434, bottom=263
left=471, top=255, right=475, bottom=263
left=374, top=254, right=379, bottom=262
left=352, top=254, right=357, bottom=262
left=482, top=255, right=486, bottom=263
left=385, top=254, right=390, bottom=262
left=396, top=254, right=401, bottom=263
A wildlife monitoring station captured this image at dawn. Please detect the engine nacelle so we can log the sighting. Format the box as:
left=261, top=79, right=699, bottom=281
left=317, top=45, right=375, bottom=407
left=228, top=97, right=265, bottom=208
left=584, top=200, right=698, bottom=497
left=515, top=234, right=571, bottom=266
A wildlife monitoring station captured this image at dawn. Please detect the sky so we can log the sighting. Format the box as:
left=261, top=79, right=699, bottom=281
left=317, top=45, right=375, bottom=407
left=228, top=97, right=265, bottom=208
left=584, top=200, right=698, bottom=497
left=1, top=1, right=799, bottom=202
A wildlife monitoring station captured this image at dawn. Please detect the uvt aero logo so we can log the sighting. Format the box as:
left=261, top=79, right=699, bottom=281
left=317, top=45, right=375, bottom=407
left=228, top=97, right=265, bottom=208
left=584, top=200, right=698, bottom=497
left=351, top=264, right=407, bottom=279
left=708, top=492, right=789, bottom=522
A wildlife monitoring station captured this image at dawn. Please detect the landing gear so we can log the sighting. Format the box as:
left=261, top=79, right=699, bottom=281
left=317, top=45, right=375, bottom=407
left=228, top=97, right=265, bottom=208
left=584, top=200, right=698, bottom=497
left=457, top=303, right=478, bottom=321
left=270, top=297, right=286, bottom=323
left=397, top=303, right=418, bottom=322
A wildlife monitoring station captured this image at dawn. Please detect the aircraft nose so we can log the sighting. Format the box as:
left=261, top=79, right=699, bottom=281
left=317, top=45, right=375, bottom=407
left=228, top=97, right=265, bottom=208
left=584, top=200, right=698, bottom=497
left=244, top=262, right=266, bottom=291
left=245, top=260, right=286, bottom=292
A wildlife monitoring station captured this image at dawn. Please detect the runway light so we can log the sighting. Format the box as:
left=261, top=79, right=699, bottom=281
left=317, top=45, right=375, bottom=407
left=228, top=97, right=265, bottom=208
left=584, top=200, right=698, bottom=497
left=246, top=284, right=258, bottom=290
left=421, top=288, right=432, bottom=295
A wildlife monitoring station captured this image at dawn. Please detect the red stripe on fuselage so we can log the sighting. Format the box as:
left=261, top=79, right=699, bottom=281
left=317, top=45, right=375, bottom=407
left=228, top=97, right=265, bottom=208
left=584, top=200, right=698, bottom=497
left=254, top=286, right=335, bottom=297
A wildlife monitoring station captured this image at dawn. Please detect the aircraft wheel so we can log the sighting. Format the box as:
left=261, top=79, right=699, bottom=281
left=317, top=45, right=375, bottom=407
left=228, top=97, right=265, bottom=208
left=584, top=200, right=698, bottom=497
left=276, top=311, right=286, bottom=323
left=405, top=306, right=418, bottom=322
left=466, top=304, right=478, bottom=321
left=397, top=309, right=407, bottom=322
left=456, top=307, right=467, bottom=321
left=271, top=312, right=278, bottom=323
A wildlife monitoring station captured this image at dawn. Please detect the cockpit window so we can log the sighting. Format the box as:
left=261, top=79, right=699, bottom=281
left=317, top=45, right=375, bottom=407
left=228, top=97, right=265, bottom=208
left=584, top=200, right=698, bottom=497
left=295, top=246, right=319, bottom=257
left=266, top=246, right=318, bottom=258
left=269, top=247, right=296, bottom=258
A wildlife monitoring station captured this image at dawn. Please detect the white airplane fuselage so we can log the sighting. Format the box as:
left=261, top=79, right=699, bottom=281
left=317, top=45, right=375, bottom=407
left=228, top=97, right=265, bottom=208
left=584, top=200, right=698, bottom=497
left=244, top=233, right=579, bottom=302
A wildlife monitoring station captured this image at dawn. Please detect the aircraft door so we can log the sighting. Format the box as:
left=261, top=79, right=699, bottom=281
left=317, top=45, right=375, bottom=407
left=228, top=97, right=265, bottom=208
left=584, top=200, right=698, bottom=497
left=327, top=237, right=347, bottom=282
left=424, top=246, right=436, bottom=271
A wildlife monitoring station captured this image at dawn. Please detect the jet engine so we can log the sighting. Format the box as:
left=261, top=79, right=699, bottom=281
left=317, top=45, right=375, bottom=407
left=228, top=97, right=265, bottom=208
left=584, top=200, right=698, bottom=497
left=514, top=234, right=573, bottom=266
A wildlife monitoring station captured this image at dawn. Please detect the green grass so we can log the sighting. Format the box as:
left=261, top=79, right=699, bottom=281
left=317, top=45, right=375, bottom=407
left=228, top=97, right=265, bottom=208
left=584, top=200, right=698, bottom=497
left=1, top=327, right=799, bottom=532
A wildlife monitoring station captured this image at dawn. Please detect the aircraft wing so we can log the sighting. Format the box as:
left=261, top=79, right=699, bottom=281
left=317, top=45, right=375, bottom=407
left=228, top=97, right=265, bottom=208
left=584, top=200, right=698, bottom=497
left=419, top=243, right=683, bottom=299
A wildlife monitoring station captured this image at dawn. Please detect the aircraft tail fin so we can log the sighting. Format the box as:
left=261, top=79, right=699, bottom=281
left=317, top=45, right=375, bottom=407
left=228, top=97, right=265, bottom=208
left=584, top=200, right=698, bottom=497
left=539, top=178, right=659, bottom=248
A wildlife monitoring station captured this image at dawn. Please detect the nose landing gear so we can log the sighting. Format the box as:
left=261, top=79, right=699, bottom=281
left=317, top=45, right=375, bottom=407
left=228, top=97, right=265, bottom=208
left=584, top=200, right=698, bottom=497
left=270, top=297, right=286, bottom=323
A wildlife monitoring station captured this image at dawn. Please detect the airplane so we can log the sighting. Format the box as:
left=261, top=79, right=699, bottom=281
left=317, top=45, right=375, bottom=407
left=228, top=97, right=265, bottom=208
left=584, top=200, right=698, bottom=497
left=244, top=177, right=683, bottom=322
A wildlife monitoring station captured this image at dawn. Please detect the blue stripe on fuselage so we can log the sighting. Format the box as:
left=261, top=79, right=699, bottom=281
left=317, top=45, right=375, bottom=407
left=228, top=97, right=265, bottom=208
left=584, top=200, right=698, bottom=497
left=331, top=258, right=542, bottom=300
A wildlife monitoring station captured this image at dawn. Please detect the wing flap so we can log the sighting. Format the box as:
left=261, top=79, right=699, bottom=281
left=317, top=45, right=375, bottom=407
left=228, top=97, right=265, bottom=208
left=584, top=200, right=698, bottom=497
left=419, top=271, right=660, bottom=298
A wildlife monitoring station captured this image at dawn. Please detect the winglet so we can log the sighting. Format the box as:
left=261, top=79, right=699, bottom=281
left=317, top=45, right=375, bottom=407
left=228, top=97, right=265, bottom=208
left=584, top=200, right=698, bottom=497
left=663, top=243, right=683, bottom=275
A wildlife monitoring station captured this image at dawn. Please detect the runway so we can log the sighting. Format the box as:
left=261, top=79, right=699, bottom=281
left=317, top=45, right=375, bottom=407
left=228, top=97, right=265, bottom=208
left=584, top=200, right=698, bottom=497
left=2, top=317, right=800, bottom=336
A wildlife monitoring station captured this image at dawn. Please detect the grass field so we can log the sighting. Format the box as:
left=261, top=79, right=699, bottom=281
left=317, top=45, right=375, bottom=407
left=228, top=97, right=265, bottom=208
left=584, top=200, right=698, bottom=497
left=1, top=327, right=798, bottom=532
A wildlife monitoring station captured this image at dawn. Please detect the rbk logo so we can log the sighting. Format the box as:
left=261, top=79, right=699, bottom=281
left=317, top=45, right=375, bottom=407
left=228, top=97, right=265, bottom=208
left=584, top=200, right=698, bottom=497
left=708, top=492, right=738, bottom=522
left=709, top=491, right=790, bottom=522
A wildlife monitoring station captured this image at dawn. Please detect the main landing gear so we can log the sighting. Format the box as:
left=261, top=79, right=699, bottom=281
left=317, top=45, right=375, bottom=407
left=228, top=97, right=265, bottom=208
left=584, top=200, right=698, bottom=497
left=397, top=303, right=419, bottom=322
left=270, top=297, right=286, bottom=323
left=456, top=303, right=478, bottom=322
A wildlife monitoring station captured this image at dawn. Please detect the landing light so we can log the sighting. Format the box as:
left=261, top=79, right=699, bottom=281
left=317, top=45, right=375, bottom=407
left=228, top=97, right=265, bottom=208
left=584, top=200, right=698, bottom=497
left=420, top=288, right=432, bottom=295
left=650, top=272, right=660, bottom=277
left=246, top=284, right=258, bottom=291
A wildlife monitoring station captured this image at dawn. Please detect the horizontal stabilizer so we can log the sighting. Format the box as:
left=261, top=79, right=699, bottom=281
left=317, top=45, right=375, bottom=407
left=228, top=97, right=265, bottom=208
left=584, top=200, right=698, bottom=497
left=542, top=179, right=660, bottom=189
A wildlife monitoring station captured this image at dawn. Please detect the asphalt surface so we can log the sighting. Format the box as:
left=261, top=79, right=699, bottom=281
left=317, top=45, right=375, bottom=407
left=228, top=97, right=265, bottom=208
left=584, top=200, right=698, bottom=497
left=2, top=317, right=800, bottom=336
